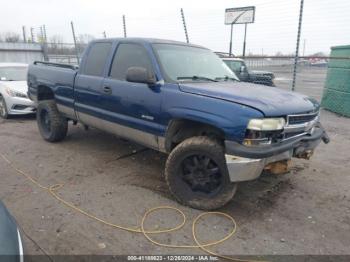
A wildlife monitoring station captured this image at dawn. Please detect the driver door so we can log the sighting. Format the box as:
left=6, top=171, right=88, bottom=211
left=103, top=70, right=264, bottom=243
left=100, top=42, right=163, bottom=149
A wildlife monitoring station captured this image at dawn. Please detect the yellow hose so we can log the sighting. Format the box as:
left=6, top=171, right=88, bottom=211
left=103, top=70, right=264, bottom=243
left=1, top=153, right=266, bottom=262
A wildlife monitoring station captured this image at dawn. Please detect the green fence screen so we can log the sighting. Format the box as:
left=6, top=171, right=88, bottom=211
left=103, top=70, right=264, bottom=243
left=321, top=45, right=350, bottom=117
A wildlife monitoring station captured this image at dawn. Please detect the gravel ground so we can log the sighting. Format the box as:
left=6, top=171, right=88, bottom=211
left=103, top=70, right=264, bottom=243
left=0, top=108, right=349, bottom=261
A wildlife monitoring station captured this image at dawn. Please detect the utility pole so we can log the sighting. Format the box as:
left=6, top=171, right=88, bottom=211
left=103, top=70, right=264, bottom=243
left=71, top=21, right=80, bottom=64
left=180, top=8, right=189, bottom=43
left=30, top=27, right=35, bottom=42
left=123, top=15, right=127, bottom=38
left=242, top=24, right=248, bottom=57
left=22, top=26, right=27, bottom=42
left=292, top=0, right=304, bottom=91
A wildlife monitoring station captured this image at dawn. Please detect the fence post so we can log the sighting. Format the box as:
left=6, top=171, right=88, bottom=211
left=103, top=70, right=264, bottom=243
left=22, top=26, right=27, bottom=43
left=180, top=8, right=189, bottom=43
left=123, top=15, right=127, bottom=37
left=30, top=27, right=35, bottom=43
left=292, top=0, right=304, bottom=91
left=40, top=26, right=49, bottom=61
left=40, top=26, right=44, bottom=42
left=43, top=24, right=48, bottom=42
left=71, top=21, right=80, bottom=64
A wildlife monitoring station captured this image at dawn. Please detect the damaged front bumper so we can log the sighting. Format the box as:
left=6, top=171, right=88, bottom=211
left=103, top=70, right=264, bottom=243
left=224, top=125, right=329, bottom=182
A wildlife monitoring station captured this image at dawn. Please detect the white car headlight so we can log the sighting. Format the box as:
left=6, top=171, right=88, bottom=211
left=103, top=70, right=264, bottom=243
left=247, top=118, right=286, bottom=131
left=5, top=87, right=27, bottom=98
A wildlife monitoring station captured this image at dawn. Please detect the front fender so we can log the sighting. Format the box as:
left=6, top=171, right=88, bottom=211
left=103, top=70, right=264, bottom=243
left=165, top=106, right=259, bottom=142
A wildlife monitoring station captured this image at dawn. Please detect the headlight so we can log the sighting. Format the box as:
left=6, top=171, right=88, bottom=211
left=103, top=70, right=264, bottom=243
left=5, top=87, right=27, bottom=98
left=247, top=118, right=286, bottom=131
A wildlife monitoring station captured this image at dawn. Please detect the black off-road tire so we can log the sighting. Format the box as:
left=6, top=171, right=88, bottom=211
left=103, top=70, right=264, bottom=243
left=165, top=136, right=237, bottom=210
left=0, top=95, right=9, bottom=119
left=37, top=100, right=68, bottom=142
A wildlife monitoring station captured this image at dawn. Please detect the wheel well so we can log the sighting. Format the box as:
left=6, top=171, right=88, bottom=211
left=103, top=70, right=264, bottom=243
left=37, top=85, right=54, bottom=101
left=165, top=119, right=225, bottom=152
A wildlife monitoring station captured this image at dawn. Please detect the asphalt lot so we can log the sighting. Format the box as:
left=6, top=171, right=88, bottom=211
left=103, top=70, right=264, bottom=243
left=1, top=71, right=350, bottom=260
left=257, top=65, right=327, bottom=101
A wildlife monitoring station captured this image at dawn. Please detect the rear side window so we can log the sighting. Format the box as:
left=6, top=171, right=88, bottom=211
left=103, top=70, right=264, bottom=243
left=83, top=42, right=112, bottom=76
left=109, top=43, right=153, bottom=81
left=224, top=60, right=243, bottom=73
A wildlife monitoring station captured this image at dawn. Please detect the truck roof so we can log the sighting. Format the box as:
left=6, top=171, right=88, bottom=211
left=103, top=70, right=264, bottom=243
left=90, top=37, right=207, bottom=49
left=222, top=57, right=244, bottom=62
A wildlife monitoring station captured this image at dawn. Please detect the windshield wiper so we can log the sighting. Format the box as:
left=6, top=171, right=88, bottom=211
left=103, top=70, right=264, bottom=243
left=215, top=75, right=238, bottom=82
left=177, top=76, right=218, bottom=82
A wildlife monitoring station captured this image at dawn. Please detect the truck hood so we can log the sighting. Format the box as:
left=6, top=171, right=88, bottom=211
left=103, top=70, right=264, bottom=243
left=179, top=81, right=319, bottom=117
left=0, top=81, right=28, bottom=94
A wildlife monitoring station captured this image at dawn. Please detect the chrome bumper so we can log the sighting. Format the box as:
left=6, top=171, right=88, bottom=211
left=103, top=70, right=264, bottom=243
left=225, top=150, right=292, bottom=182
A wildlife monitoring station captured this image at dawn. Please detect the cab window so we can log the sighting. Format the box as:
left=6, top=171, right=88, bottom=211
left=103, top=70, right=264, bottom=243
left=109, top=43, right=153, bottom=81
left=224, top=60, right=244, bottom=73
left=83, top=42, right=112, bottom=77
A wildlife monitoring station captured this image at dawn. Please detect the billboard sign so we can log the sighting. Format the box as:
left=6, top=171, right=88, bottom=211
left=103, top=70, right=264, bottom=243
left=225, top=6, right=256, bottom=25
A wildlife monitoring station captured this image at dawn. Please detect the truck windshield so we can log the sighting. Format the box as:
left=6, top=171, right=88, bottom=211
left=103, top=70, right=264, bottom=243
left=0, top=66, right=27, bottom=81
left=153, top=44, right=239, bottom=82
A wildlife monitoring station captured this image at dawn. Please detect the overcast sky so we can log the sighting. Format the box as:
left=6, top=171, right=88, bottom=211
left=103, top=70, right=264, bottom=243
left=1, top=0, right=349, bottom=55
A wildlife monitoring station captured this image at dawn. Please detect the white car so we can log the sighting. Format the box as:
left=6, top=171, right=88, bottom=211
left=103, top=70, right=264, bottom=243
left=0, top=63, right=36, bottom=119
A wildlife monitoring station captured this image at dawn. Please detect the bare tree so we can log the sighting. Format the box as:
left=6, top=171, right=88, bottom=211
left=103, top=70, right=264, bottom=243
left=77, top=34, right=95, bottom=44
left=75, top=34, right=95, bottom=54
left=1, top=32, right=21, bottom=42
left=48, top=35, right=65, bottom=54
left=49, top=35, right=64, bottom=44
left=310, top=52, right=328, bottom=57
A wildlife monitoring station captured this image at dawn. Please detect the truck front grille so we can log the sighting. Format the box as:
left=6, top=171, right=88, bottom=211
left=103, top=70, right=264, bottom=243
left=287, top=112, right=318, bottom=125
left=282, top=111, right=319, bottom=141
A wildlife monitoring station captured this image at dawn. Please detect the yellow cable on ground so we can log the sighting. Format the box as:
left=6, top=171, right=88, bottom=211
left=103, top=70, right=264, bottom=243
left=1, top=153, right=266, bottom=262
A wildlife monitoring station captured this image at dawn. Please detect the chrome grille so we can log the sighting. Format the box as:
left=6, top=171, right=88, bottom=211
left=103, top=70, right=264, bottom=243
left=282, top=112, right=319, bottom=140
left=287, top=112, right=318, bottom=125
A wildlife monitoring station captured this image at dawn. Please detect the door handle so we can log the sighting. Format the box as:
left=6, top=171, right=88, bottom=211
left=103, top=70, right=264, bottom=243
left=102, top=86, right=112, bottom=94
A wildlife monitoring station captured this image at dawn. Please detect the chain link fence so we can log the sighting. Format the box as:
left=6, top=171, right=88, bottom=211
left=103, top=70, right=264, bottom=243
left=45, top=42, right=87, bottom=64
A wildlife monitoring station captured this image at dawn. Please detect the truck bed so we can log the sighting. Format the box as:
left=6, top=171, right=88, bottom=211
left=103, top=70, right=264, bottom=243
left=28, top=61, right=78, bottom=105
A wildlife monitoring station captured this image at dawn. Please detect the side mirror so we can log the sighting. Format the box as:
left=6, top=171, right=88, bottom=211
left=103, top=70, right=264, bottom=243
left=126, top=67, right=156, bottom=85
left=240, top=65, right=246, bottom=73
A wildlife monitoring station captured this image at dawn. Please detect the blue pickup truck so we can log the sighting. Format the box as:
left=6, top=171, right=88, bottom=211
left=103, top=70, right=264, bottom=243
left=27, top=38, right=329, bottom=210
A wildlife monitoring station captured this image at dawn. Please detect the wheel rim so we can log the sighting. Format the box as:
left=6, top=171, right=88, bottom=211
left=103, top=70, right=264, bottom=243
left=40, top=109, right=51, bottom=134
left=0, top=98, right=5, bottom=117
left=181, top=154, right=223, bottom=195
